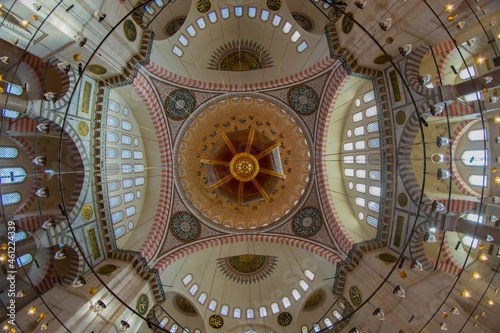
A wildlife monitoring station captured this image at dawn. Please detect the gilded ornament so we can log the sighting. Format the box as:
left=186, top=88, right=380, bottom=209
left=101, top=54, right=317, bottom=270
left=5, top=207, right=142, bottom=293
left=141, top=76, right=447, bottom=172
left=349, top=285, right=362, bottom=307
left=397, top=192, right=408, bottom=207
left=77, top=122, right=89, bottom=137
left=342, top=12, right=354, bottom=34
left=196, top=0, right=211, bottom=13
left=209, top=314, right=224, bottom=329
left=81, top=204, right=93, bottom=220
left=136, top=294, right=149, bottom=315
left=267, top=0, right=282, bottom=11
left=123, top=19, right=137, bottom=42
left=88, top=64, right=107, bottom=75
left=395, top=110, right=406, bottom=125
left=277, top=312, right=292, bottom=326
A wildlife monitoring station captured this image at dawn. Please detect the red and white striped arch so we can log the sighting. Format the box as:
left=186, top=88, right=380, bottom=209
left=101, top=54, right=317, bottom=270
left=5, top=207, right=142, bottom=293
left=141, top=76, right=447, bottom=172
left=154, top=234, right=341, bottom=275
left=315, top=65, right=355, bottom=254
left=143, top=56, right=336, bottom=91
left=132, top=72, right=173, bottom=263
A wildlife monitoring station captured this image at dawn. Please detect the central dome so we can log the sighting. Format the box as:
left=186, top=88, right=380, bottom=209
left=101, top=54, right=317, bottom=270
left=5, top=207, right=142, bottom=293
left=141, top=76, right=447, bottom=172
left=201, top=126, right=285, bottom=207
left=176, top=95, right=312, bottom=230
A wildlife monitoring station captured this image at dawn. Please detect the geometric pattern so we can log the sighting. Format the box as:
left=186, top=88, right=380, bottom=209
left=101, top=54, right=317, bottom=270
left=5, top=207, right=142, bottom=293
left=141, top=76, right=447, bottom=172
left=165, top=89, right=195, bottom=120
left=288, top=85, right=318, bottom=115
left=293, top=207, right=322, bottom=236
left=170, top=212, right=200, bottom=242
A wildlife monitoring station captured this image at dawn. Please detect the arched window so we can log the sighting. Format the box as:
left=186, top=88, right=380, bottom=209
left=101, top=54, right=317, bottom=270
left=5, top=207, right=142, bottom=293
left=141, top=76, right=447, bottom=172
left=369, top=170, right=381, bottom=180
left=108, top=180, right=120, bottom=192
left=121, top=135, right=132, bottom=145
left=461, top=149, right=487, bottom=166
left=304, top=269, right=315, bottom=281
left=0, top=147, right=19, bottom=159
left=107, top=116, right=119, bottom=127
left=299, top=279, right=309, bottom=291
left=121, top=149, right=132, bottom=159
left=208, top=299, right=217, bottom=311
left=16, top=254, right=32, bottom=267
left=221, top=8, right=230, bottom=19
left=159, top=317, right=169, bottom=328
left=246, top=308, right=254, bottom=319
left=233, top=307, right=241, bottom=318
left=0, top=167, right=27, bottom=185
left=208, top=12, right=217, bottom=23
left=313, top=324, right=321, bottom=332
left=182, top=274, right=192, bottom=286
left=367, top=216, right=378, bottom=228
left=368, top=201, right=380, bottom=212
left=333, top=310, right=343, bottom=321
left=6, top=83, right=24, bottom=96
left=170, top=324, right=178, bottom=333
left=125, top=206, right=135, bottom=217
left=2, top=109, right=20, bottom=118
left=259, top=306, right=267, bottom=318
left=106, top=148, right=119, bottom=158
left=458, top=66, right=476, bottom=80
left=324, top=318, right=333, bottom=327
left=363, top=91, right=375, bottom=103
left=467, top=129, right=487, bottom=142
left=356, top=170, right=366, bottom=178
left=221, top=304, right=229, bottom=316
left=468, top=175, right=488, bottom=187
left=369, top=186, right=381, bottom=197
left=188, top=283, right=198, bottom=295
left=2, top=192, right=21, bottom=206
left=462, top=235, right=478, bottom=249
left=111, top=211, right=123, bottom=223
left=282, top=296, right=291, bottom=308
left=114, top=226, right=126, bottom=239
left=124, top=192, right=134, bottom=203
left=123, top=178, right=133, bottom=188
left=144, top=5, right=154, bottom=14
left=14, top=231, right=27, bottom=242
left=291, top=289, right=301, bottom=301
left=109, top=196, right=121, bottom=208
left=271, top=302, right=280, bottom=314
left=301, top=326, right=308, bottom=333
left=198, top=292, right=207, bottom=305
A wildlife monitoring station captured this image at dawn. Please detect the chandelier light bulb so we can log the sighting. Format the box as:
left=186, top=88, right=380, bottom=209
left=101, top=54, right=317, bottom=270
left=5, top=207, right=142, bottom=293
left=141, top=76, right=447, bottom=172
left=478, top=253, right=488, bottom=261
left=444, top=4, right=454, bottom=12
left=451, top=306, right=460, bottom=315
left=456, top=21, right=465, bottom=29
left=439, top=322, right=448, bottom=331
left=379, top=18, right=392, bottom=31
left=471, top=272, right=481, bottom=279
left=354, top=1, right=367, bottom=9
left=373, top=308, right=385, bottom=320
left=393, top=285, right=406, bottom=297
left=461, top=290, right=471, bottom=298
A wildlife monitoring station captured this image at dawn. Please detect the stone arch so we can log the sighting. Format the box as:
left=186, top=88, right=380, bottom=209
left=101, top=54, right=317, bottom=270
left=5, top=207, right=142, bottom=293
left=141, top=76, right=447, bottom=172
left=154, top=235, right=341, bottom=275
left=404, top=45, right=439, bottom=97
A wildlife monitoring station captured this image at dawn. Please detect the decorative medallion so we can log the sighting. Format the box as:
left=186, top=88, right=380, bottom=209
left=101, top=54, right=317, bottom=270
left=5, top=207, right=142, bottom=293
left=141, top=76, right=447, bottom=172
left=170, top=212, right=200, bottom=242
left=397, top=192, right=408, bottom=207
left=196, top=0, right=211, bottom=13
left=88, top=64, right=107, bottom=75
left=373, top=54, right=391, bottom=65
left=201, top=126, right=286, bottom=207
left=293, top=207, right=322, bottom=236
left=165, top=89, right=196, bottom=120
left=166, top=17, right=186, bottom=36
left=97, top=264, right=117, bottom=275
left=217, top=255, right=278, bottom=284
left=289, top=85, right=319, bottom=115
left=342, top=12, right=354, bottom=34
left=208, top=40, right=274, bottom=71
left=175, top=295, right=197, bottom=315
left=303, top=289, right=326, bottom=311
left=81, top=204, right=93, bottom=220
left=123, top=19, right=137, bottom=42
left=267, top=0, right=282, bottom=11
left=209, top=314, right=224, bottom=329
left=277, top=312, right=292, bottom=326
left=292, top=13, right=313, bottom=32
left=377, top=252, right=398, bottom=264
left=395, top=110, right=406, bottom=125
left=77, top=122, right=89, bottom=137
left=136, top=294, right=149, bottom=315
left=349, top=285, right=362, bottom=307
